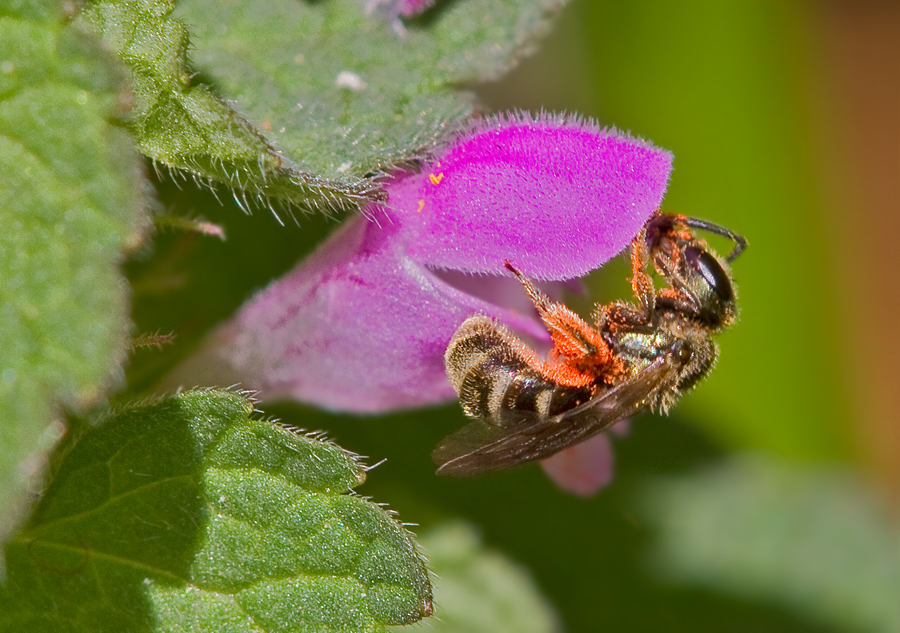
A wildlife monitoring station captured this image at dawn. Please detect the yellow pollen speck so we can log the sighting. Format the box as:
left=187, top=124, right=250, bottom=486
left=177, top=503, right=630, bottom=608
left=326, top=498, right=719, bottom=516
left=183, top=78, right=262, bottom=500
left=429, top=172, right=444, bottom=185
left=416, top=199, right=425, bottom=213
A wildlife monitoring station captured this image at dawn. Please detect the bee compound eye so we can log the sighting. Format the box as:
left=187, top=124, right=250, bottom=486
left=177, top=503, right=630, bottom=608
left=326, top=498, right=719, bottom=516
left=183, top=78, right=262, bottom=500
left=684, top=246, right=734, bottom=303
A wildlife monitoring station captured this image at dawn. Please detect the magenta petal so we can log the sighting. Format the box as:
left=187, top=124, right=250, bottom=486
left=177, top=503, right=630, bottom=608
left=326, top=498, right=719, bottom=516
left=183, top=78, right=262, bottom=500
left=388, top=114, right=672, bottom=279
left=174, top=113, right=675, bottom=415
left=540, top=433, right=616, bottom=497
left=207, top=215, right=549, bottom=411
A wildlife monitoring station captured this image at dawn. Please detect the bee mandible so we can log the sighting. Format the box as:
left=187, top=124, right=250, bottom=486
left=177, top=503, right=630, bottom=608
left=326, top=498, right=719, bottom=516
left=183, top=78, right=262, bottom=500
left=433, top=213, right=746, bottom=476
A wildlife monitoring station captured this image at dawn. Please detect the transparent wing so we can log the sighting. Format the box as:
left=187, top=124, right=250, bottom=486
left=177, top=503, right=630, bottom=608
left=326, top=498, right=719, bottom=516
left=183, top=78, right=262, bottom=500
left=433, top=353, right=679, bottom=476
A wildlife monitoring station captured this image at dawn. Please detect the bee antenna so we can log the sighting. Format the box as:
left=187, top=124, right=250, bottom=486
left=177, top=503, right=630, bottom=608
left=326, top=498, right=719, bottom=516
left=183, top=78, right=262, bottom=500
left=681, top=217, right=748, bottom=263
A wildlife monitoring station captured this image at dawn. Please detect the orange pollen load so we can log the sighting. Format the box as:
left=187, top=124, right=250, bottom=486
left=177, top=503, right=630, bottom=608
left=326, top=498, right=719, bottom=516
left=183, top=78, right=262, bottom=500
left=537, top=351, right=625, bottom=388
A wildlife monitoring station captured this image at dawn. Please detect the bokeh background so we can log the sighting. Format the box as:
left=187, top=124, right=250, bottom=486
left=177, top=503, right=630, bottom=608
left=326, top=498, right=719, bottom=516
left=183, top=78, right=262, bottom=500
left=127, top=0, right=898, bottom=631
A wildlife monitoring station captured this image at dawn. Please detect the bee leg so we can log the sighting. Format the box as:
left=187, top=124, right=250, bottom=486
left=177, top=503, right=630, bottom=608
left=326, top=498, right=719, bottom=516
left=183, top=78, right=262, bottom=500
left=504, top=262, right=619, bottom=378
left=629, top=226, right=657, bottom=318
left=591, top=225, right=657, bottom=332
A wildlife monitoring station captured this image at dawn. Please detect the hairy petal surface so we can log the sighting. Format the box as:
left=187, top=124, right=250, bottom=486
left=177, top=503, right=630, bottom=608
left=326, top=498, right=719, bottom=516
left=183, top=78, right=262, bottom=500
left=392, top=115, right=673, bottom=278
left=171, top=114, right=673, bottom=413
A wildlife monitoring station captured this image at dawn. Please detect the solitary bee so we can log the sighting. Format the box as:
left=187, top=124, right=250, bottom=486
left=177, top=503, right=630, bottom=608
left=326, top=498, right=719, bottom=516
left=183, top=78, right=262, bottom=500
left=433, top=213, right=746, bottom=476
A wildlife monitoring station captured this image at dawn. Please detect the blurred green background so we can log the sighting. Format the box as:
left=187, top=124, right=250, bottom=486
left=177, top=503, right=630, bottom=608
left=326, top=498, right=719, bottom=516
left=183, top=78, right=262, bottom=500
left=126, top=0, right=898, bottom=631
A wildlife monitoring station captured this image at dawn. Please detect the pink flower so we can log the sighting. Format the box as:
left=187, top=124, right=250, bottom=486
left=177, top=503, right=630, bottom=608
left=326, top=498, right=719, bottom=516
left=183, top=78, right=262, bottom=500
left=539, top=421, right=630, bottom=496
left=175, top=113, right=672, bottom=494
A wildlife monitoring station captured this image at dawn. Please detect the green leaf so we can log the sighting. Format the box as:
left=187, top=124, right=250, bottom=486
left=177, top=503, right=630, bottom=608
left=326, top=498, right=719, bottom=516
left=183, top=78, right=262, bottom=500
left=639, top=455, right=900, bottom=633
left=401, top=521, right=560, bottom=633
left=81, top=0, right=564, bottom=215
left=0, top=390, right=433, bottom=632
left=178, top=0, right=565, bottom=183
left=0, top=0, right=147, bottom=536
left=77, top=0, right=379, bottom=216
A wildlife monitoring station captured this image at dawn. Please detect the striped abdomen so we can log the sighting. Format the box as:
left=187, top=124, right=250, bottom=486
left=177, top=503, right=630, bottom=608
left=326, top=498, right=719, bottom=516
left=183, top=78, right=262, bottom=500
left=445, top=315, right=593, bottom=427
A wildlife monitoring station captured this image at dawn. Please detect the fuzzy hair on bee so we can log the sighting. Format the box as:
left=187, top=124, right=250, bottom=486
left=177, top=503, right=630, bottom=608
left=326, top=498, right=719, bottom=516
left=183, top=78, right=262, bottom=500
left=433, top=212, right=746, bottom=476
left=445, top=315, right=596, bottom=428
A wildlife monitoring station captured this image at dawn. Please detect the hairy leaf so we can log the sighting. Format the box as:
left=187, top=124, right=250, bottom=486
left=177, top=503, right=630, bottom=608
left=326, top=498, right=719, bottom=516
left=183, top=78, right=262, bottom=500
left=0, top=0, right=146, bottom=536
left=81, top=0, right=565, bottom=216
left=0, top=391, right=432, bottom=632
left=78, top=0, right=379, bottom=216
left=179, top=0, right=565, bottom=183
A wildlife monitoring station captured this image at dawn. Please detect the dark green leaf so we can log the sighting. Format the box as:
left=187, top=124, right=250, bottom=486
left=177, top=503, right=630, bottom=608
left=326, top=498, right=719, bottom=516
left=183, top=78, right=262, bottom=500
left=1, top=390, right=432, bottom=632
left=0, top=0, right=147, bottom=536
